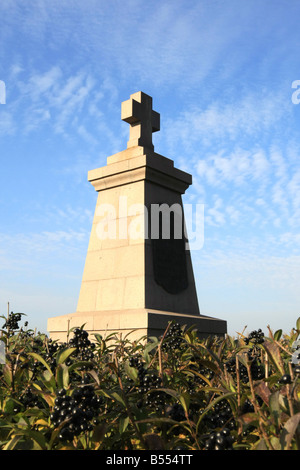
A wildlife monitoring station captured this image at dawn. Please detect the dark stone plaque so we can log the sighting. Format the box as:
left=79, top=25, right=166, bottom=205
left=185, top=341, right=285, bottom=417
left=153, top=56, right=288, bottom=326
left=151, top=209, right=188, bottom=294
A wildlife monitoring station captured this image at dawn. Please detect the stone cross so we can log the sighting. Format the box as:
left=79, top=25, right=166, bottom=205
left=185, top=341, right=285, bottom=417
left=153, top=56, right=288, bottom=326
left=121, top=91, right=160, bottom=150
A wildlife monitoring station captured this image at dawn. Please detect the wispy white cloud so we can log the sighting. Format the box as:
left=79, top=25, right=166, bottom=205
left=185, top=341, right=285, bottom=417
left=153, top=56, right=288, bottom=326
left=0, top=229, right=88, bottom=258
left=190, top=138, right=300, bottom=233
left=195, top=245, right=300, bottom=336
left=225, top=205, right=240, bottom=224
left=196, top=147, right=271, bottom=189
left=164, top=90, right=290, bottom=154
left=21, top=66, right=63, bottom=101
left=0, top=111, right=15, bottom=135
left=3, top=65, right=124, bottom=158
left=23, top=107, right=51, bottom=133
left=0, top=228, right=89, bottom=297
left=197, top=237, right=300, bottom=293
left=2, top=0, right=296, bottom=92
left=206, top=196, right=226, bottom=227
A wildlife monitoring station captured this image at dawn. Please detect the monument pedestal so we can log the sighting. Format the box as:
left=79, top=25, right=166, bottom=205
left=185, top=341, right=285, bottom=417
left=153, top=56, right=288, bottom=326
left=47, top=309, right=227, bottom=343
left=47, top=92, right=227, bottom=342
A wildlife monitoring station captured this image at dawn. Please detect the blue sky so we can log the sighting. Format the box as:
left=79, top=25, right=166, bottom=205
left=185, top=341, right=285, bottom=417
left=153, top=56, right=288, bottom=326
left=0, top=0, right=300, bottom=337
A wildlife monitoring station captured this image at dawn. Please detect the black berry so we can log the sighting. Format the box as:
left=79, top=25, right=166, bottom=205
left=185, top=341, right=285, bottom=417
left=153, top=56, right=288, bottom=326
left=279, top=374, right=292, bottom=385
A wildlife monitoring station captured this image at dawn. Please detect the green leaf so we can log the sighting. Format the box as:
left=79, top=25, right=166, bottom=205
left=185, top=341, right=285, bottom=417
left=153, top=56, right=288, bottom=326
left=269, top=391, right=281, bottom=428
left=124, top=361, right=138, bottom=382
left=86, top=369, right=100, bottom=385
left=254, top=381, right=271, bottom=406
left=148, top=336, right=159, bottom=343
left=91, top=422, right=107, bottom=443
left=280, top=412, right=300, bottom=450
left=186, top=369, right=212, bottom=386
left=111, top=391, right=126, bottom=407
left=274, top=329, right=282, bottom=341
left=2, top=364, right=12, bottom=387
left=143, top=339, right=158, bottom=363
left=270, top=436, right=281, bottom=450
left=238, top=412, right=260, bottom=427
left=56, top=347, right=76, bottom=365
left=4, top=397, right=20, bottom=414
left=254, top=438, right=268, bottom=450
left=136, top=417, right=181, bottom=426
left=236, top=353, right=249, bottom=368
left=93, top=334, right=103, bottom=343
left=155, top=388, right=179, bottom=400
left=3, top=435, right=23, bottom=450
left=262, top=341, right=285, bottom=375
left=296, top=317, right=300, bottom=332
left=42, top=369, right=56, bottom=392
left=56, top=363, right=69, bottom=390
left=119, top=416, right=130, bottom=434
left=68, top=360, right=94, bottom=373
left=0, top=422, right=11, bottom=441
left=13, top=428, right=47, bottom=450
left=179, top=392, right=190, bottom=414
left=28, top=352, right=53, bottom=376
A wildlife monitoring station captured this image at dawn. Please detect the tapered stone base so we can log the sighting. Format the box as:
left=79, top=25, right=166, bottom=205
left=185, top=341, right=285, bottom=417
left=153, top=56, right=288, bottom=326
left=47, top=309, right=227, bottom=343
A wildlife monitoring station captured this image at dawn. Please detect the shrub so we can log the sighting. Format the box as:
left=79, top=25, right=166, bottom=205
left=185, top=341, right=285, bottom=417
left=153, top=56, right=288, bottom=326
left=0, top=312, right=299, bottom=450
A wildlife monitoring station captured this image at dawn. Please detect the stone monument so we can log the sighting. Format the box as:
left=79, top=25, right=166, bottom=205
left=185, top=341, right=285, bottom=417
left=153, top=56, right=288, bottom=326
left=47, top=92, right=227, bottom=342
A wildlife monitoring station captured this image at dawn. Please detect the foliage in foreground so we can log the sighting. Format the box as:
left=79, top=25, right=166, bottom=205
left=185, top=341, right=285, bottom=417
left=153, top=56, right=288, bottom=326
left=0, top=312, right=300, bottom=450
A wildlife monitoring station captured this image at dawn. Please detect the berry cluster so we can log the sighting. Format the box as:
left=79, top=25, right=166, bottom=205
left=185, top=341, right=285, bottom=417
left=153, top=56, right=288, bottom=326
left=69, top=328, right=92, bottom=354
left=162, top=322, right=184, bottom=352
left=199, top=366, right=214, bottom=383
left=68, top=328, right=95, bottom=369
left=204, top=428, right=234, bottom=450
left=129, top=355, right=143, bottom=370
left=22, top=339, right=64, bottom=377
left=187, top=366, right=214, bottom=392
left=169, top=403, right=186, bottom=422
left=241, top=396, right=263, bottom=415
left=244, top=329, right=264, bottom=345
left=44, top=340, right=61, bottom=371
left=129, top=358, right=166, bottom=412
left=50, top=379, right=103, bottom=441
left=19, top=387, right=42, bottom=409
left=2, top=312, right=22, bottom=331
left=241, top=398, right=254, bottom=414
left=249, top=360, right=264, bottom=381
left=140, top=374, right=165, bottom=411
left=128, top=355, right=145, bottom=395
left=225, top=356, right=264, bottom=383
left=204, top=399, right=235, bottom=430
